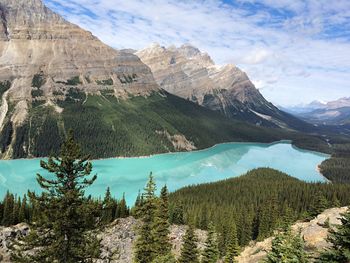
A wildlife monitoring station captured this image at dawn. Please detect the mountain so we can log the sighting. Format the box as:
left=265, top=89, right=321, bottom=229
left=0, top=0, right=294, bottom=159
left=290, top=98, right=350, bottom=125
left=136, top=43, right=313, bottom=131
left=281, top=100, right=327, bottom=114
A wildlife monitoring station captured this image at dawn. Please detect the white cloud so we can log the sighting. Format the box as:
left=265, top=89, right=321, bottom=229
left=44, top=0, right=350, bottom=106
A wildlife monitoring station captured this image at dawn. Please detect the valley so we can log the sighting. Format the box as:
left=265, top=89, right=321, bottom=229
left=0, top=0, right=349, bottom=262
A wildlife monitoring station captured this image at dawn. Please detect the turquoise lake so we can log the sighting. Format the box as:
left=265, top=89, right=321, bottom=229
left=0, top=141, right=329, bottom=205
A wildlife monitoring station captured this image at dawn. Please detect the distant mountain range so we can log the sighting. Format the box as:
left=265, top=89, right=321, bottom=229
left=0, top=0, right=330, bottom=159
left=284, top=98, right=350, bottom=125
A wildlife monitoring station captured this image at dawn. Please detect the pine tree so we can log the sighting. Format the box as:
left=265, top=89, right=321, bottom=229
left=11, top=130, right=100, bottom=263
left=117, top=193, right=128, bottom=218
left=2, top=191, right=14, bottom=226
left=152, top=253, right=177, bottom=263
left=153, top=185, right=172, bottom=257
left=170, top=204, right=185, bottom=225
left=317, top=209, right=350, bottom=263
left=134, top=173, right=158, bottom=263
left=218, top=224, right=228, bottom=257
left=12, top=196, right=20, bottom=225
left=102, top=187, right=114, bottom=224
left=18, top=195, right=27, bottom=223
left=199, top=206, right=208, bottom=229
left=265, top=228, right=308, bottom=263
left=310, top=192, right=328, bottom=217
left=225, top=222, right=240, bottom=263
left=179, top=225, right=200, bottom=263
left=132, top=190, right=144, bottom=219
left=279, top=203, right=294, bottom=231
left=202, top=222, right=219, bottom=263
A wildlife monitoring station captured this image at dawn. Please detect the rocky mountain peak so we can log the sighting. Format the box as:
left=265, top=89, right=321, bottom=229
left=137, top=43, right=308, bottom=129
left=0, top=0, right=158, bottom=96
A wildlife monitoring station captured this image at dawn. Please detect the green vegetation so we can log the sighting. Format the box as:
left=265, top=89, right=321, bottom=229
left=117, top=74, right=137, bottom=84
left=32, top=73, right=45, bottom=88
left=100, top=88, right=115, bottom=97
left=265, top=228, right=308, bottom=263
left=0, top=80, right=11, bottom=98
left=31, top=99, right=46, bottom=108
left=96, top=78, right=113, bottom=85
left=31, top=88, right=44, bottom=98
left=66, top=76, right=82, bottom=86
left=320, top=143, right=350, bottom=183
left=0, top=120, right=13, bottom=153
left=201, top=222, right=219, bottom=263
left=224, top=222, right=240, bottom=263
left=52, top=90, right=64, bottom=96
left=317, top=208, right=350, bottom=262
left=168, top=168, right=350, bottom=252
left=134, top=174, right=172, bottom=263
left=178, top=225, right=200, bottom=263
left=12, top=131, right=100, bottom=262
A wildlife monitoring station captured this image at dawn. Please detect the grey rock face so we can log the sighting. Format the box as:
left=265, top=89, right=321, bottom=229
left=0, top=0, right=159, bottom=101
left=136, top=44, right=312, bottom=130
left=0, top=217, right=207, bottom=263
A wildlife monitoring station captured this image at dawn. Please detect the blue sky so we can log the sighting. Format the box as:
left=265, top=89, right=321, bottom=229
left=44, top=0, right=350, bottom=106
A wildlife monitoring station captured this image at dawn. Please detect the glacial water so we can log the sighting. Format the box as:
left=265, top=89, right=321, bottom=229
left=0, top=141, right=329, bottom=205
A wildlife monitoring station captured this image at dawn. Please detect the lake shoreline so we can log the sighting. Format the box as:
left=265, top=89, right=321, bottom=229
left=1, top=139, right=329, bottom=162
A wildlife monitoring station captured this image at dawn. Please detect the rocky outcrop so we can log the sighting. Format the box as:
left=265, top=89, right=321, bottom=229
left=136, top=44, right=311, bottom=130
left=0, top=217, right=207, bottom=263
left=237, top=207, right=348, bottom=263
left=0, top=223, right=29, bottom=262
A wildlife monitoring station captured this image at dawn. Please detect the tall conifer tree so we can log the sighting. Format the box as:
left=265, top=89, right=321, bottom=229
left=134, top=173, right=158, bottom=263
left=153, top=185, right=172, bottom=256
left=102, top=187, right=114, bottom=224
left=12, top=130, right=100, bottom=263
left=179, top=225, right=200, bottom=263
left=225, top=222, right=240, bottom=263
left=2, top=192, right=14, bottom=226
left=201, top=222, right=219, bottom=263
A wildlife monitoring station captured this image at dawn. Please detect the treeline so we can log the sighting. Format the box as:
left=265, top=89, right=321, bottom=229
left=0, top=188, right=129, bottom=227
left=320, top=143, right=350, bottom=183
left=168, top=168, right=350, bottom=256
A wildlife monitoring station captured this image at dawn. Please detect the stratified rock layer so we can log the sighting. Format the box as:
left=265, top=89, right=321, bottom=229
left=0, top=0, right=158, bottom=116
left=137, top=44, right=310, bottom=129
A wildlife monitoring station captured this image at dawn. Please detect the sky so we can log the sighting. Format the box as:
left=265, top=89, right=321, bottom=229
left=44, top=0, right=350, bottom=106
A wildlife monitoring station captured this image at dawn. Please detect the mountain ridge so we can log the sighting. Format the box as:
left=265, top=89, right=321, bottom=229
left=136, top=43, right=314, bottom=131
left=286, top=97, right=350, bottom=125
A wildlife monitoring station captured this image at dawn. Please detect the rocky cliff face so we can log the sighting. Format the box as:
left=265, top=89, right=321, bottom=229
left=136, top=44, right=311, bottom=130
left=0, top=0, right=158, bottom=129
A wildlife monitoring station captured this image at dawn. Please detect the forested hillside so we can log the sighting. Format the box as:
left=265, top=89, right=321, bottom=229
left=320, top=143, right=350, bottom=183
left=168, top=168, right=350, bottom=256
left=2, top=88, right=330, bottom=159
